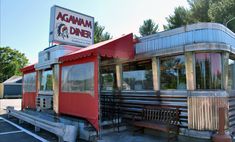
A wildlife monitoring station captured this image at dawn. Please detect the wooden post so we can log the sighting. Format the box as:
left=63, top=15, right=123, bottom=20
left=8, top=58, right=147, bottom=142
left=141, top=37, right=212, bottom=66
left=152, top=57, right=160, bottom=91
left=37, top=70, right=41, bottom=93
left=36, top=71, right=41, bottom=110
left=0, top=83, right=4, bottom=98
left=116, top=64, right=122, bottom=91
left=53, top=64, right=59, bottom=113
left=185, top=52, right=195, bottom=90
left=97, top=55, right=102, bottom=140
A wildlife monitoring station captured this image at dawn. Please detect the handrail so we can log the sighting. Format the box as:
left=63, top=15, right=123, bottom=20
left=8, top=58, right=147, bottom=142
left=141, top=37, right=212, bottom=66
left=7, top=107, right=78, bottom=142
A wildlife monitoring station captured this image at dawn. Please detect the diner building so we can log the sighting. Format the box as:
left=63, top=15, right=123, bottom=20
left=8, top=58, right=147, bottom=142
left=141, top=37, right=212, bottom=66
left=21, top=22, right=235, bottom=139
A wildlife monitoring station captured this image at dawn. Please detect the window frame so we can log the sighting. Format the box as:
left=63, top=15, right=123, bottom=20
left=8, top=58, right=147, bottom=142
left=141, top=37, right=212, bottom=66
left=100, top=65, right=117, bottom=91
left=159, top=54, right=186, bottom=90
left=61, top=62, right=95, bottom=95
left=23, top=72, right=36, bottom=93
left=194, top=52, right=223, bottom=90
left=228, top=57, right=235, bottom=90
left=39, top=69, right=53, bottom=92
left=121, top=59, right=153, bottom=91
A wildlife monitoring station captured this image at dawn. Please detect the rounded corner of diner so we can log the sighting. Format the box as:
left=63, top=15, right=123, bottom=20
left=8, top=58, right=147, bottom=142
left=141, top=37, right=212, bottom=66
left=21, top=21, right=235, bottom=138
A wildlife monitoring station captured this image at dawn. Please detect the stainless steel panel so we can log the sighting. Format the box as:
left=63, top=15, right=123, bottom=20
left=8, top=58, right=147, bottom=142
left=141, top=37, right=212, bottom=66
left=135, top=23, right=235, bottom=55
left=53, top=64, right=59, bottom=113
left=35, top=45, right=78, bottom=70
left=188, top=96, right=228, bottom=130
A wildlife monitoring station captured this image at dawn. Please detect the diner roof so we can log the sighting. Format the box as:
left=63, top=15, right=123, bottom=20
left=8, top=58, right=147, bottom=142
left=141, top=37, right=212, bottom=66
left=59, top=33, right=134, bottom=62
left=135, top=23, right=235, bottom=56
left=20, top=64, right=36, bottom=73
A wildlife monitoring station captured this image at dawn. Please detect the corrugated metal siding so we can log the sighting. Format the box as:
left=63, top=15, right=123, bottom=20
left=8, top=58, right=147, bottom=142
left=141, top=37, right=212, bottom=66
left=229, top=94, right=235, bottom=128
left=101, top=91, right=188, bottom=128
left=188, top=96, right=228, bottom=131
left=135, top=29, right=235, bottom=54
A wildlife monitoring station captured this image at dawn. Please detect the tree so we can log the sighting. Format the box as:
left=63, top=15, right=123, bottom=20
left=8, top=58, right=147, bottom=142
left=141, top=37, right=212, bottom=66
left=164, top=0, right=235, bottom=32
left=208, top=0, right=235, bottom=32
left=139, top=19, right=159, bottom=37
left=165, top=0, right=210, bottom=30
left=94, top=22, right=111, bottom=43
left=164, top=6, right=191, bottom=30
left=187, top=0, right=211, bottom=22
left=0, top=47, right=28, bottom=82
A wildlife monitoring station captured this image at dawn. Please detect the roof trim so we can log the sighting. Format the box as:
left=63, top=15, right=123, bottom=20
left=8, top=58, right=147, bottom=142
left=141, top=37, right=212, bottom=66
left=3, top=76, right=22, bottom=84
left=21, top=64, right=36, bottom=73
left=59, top=33, right=134, bottom=62
left=139, top=22, right=235, bottom=41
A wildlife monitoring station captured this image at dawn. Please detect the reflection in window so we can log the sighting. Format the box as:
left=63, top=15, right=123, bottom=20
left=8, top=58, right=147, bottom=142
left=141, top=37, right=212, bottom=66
left=122, top=60, right=153, bottom=91
left=62, top=62, right=94, bottom=94
left=101, top=65, right=116, bottom=91
left=23, top=72, right=36, bottom=93
left=195, top=53, right=222, bottom=89
left=228, top=59, right=235, bottom=90
left=40, top=70, right=53, bottom=91
left=160, top=55, right=186, bottom=90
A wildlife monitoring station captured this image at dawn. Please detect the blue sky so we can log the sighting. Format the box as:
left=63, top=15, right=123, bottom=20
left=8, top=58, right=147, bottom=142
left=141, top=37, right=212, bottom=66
left=0, top=0, right=189, bottom=64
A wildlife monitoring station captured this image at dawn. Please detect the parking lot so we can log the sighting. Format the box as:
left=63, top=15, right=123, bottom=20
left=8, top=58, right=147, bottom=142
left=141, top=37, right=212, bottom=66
left=0, top=116, right=46, bottom=142
left=0, top=99, right=45, bottom=142
left=0, top=99, right=47, bottom=142
left=0, top=113, right=59, bottom=142
left=0, top=99, right=59, bottom=142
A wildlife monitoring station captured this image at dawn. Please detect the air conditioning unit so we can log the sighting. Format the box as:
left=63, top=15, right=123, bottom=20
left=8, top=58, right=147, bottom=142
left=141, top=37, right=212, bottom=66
left=36, top=95, right=53, bottom=110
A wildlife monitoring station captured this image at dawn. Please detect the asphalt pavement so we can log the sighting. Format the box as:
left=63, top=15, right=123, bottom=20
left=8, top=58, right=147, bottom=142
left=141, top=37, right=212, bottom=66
left=0, top=114, right=58, bottom=142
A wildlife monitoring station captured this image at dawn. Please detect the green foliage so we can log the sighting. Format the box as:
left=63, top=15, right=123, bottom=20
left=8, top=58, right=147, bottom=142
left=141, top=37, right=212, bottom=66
left=139, top=19, right=159, bottom=37
left=94, top=22, right=112, bottom=43
left=164, top=0, right=235, bottom=32
left=187, top=0, right=211, bottom=22
left=0, top=47, right=28, bottom=82
left=164, top=6, right=191, bottom=30
left=208, top=0, right=235, bottom=32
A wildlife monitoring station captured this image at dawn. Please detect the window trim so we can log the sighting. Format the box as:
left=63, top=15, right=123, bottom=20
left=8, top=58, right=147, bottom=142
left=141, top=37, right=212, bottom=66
left=228, top=58, right=235, bottom=90
left=23, top=72, right=36, bottom=93
left=159, top=54, right=187, bottom=90
left=61, top=62, right=95, bottom=96
left=100, top=65, right=117, bottom=91
left=39, top=69, right=53, bottom=92
left=194, top=52, right=223, bottom=90
left=121, top=59, right=153, bottom=91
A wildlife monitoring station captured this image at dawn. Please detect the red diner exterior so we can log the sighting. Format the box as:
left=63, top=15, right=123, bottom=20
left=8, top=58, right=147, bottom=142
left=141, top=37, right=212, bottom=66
left=21, top=34, right=134, bottom=132
left=19, top=6, right=235, bottom=140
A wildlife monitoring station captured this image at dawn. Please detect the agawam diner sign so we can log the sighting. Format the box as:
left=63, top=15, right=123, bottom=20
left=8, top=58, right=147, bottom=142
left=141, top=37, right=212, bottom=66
left=49, top=5, right=94, bottom=47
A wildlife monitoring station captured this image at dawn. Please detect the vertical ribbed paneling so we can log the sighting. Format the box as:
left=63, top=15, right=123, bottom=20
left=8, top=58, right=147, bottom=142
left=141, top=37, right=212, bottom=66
left=188, top=96, right=228, bottom=130
left=135, top=28, right=235, bottom=54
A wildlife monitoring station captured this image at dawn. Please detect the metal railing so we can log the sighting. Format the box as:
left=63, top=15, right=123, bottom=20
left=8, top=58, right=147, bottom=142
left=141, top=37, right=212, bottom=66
left=7, top=107, right=78, bottom=142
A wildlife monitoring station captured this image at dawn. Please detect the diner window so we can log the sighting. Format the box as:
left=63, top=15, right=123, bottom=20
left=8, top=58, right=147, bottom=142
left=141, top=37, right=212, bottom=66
left=228, top=58, right=235, bottom=90
left=101, top=65, right=116, bottom=91
left=23, top=72, right=36, bottom=93
left=40, top=70, right=53, bottom=91
left=122, top=60, right=153, bottom=91
left=195, top=53, right=222, bottom=89
left=160, top=55, right=186, bottom=90
left=61, top=62, right=94, bottom=94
